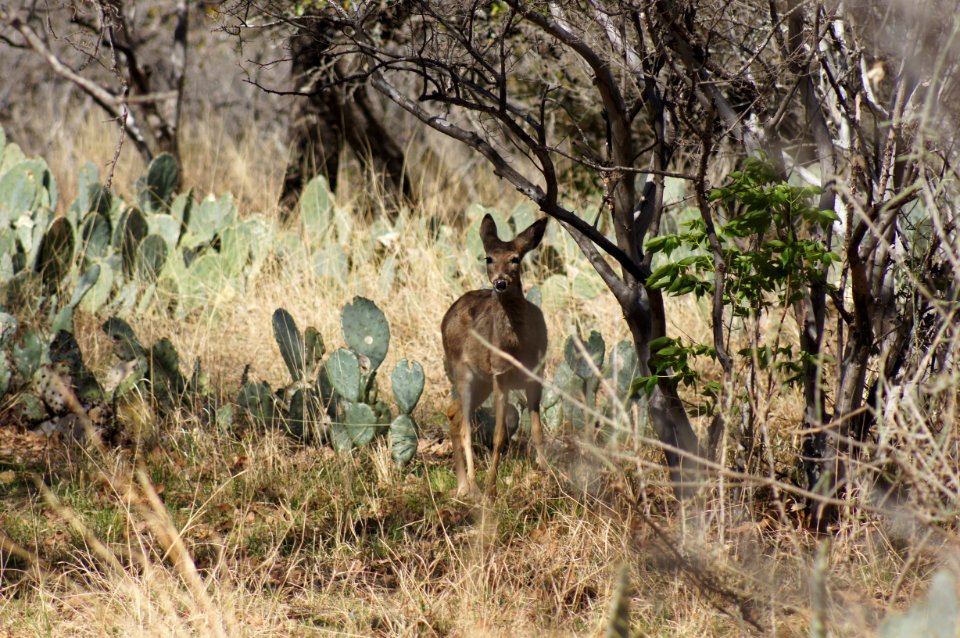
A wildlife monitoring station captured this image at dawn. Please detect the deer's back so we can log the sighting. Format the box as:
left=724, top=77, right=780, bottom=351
left=442, top=290, right=546, bottom=385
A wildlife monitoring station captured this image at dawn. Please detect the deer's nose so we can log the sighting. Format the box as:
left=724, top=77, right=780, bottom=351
left=494, top=278, right=508, bottom=291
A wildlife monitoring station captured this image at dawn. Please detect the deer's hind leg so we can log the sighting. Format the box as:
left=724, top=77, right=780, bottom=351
left=484, top=376, right=510, bottom=500
left=525, top=380, right=548, bottom=469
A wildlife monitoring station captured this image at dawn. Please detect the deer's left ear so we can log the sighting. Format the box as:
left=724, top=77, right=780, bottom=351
left=515, top=217, right=548, bottom=254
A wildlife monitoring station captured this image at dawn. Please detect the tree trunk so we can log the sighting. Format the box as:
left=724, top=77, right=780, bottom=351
left=622, top=285, right=702, bottom=497
left=280, top=24, right=410, bottom=212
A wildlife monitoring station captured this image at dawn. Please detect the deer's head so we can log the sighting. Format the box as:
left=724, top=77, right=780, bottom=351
left=480, top=214, right=548, bottom=294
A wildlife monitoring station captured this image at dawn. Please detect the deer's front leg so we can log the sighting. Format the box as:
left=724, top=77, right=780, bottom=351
left=451, top=371, right=486, bottom=499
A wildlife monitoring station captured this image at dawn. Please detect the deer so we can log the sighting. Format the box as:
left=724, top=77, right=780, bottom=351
left=441, top=213, right=549, bottom=499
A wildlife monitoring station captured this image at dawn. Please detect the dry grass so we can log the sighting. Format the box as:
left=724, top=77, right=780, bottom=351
left=1, top=107, right=958, bottom=637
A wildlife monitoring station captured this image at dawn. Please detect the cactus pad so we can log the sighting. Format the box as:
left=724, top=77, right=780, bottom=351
left=121, top=208, right=149, bottom=278
left=611, top=340, right=640, bottom=399
left=298, top=175, right=333, bottom=246
left=564, top=330, right=606, bottom=379
left=79, top=212, right=112, bottom=262
left=81, top=256, right=117, bottom=314
left=36, top=217, right=74, bottom=292
left=330, top=422, right=354, bottom=453
left=0, top=352, right=10, bottom=399
left=473, top=404, right=520, bottom=449
left=137, top=153, right=179, bottom=213
left=68, top=263, right=101, bottom=310
left=0, top=161, right=40, bottom=225
left=390, top=359, right=424, bottom=415
left=272, top=308, right=305, bottom=383
left=0, top=312, right=18, bottom=346
left=287, top=388, right=322, bottom=439
left=389, top=414, right=418, bottom=467
left=341, top=297, right=389, bottom=372
left=12, top=329, right=44, bottom=379
left=237, top=381, right=276, bottom=427
left=150, top=338, right=186, bottom=406
left=135, top=234, right=168, bottom=283
left=304, top=327, right=325, bottom=370
left=325, top=348, right=361, bottom=403
left=102, top=316, right=147, bottom=361
left=344, top=401, right=378, bottom=447
left=48, top=330, right=103, bottom=404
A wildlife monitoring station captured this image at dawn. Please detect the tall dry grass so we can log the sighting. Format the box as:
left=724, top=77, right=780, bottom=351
left=1, top=102, right=958, bottom=638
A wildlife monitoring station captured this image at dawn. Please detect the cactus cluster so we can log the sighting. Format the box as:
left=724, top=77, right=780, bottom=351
left=236, top=297, right=423, bottom=467
left=541, top=330, right=642, bottom=440
left=0, top=127, right=281, bottom=322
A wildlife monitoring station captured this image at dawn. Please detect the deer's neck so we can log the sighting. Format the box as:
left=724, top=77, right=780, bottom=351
left=490, top=287, right=527, bottom=337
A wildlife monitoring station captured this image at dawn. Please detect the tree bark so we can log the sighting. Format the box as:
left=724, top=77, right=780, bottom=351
left=280, top=24, right=410, bottom=212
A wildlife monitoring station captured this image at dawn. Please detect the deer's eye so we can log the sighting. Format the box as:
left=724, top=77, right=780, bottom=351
left=510, top=256, right=521, bottom=264
left=485, top=256, right=493, bottom=264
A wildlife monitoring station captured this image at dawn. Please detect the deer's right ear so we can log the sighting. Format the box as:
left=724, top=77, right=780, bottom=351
left=479, top=214, right=501, bottom=250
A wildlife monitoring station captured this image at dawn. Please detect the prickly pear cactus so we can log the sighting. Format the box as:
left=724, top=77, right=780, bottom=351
left=299, top=175, right=333, bottom=246
left=343, top=401, right=378, bottom=447
left=51, top=263, right=101, bottom=333
left=120, top=208, right=149, bottom=278
left=148, top=214, right=182, bottom=251
left=149, top=338, right=186, bottom=407
left=287, top=388, right=323, bottom=440
left=329, top=421, right=354, bottom=453
left=564, top=330, right=606, bottom=379
left=610, top=340, right=640, bottom=400
left=304, top=327, right=324, bottom=370
left=102, top=316, right=148, bottom=361
left=48, top=330, right=103, bottom=404
left=272, top=308, right=306, bottom=383
left=135, top=234, right=168, bottom=283
left=81, top=255, right=117, bottom=314
left=389, top=414, right=418, bottom=466
left=36, top=217, right=74, bottom=292
left=79, top=212, right=112, bottom=263
left=137, top=153, right=179, bottom=213
left=13, top=329, right=45, bottom=380
left=542, top=360, right=581, bottom=431
left=68, top=161, right=111, bottom=221
left=237, top=381, right=277, bottom=427
left=180, top=193, right=237, bottom=249
left=0, top=312, right=16, bottom=346
left=0, top=352, right=10, bottom=399
left=325, top=348, right=361, bottom=403
left=391, top=359, right=424, bottom=415
left=341, top=297, right=389, bottom=372
left=474, top=404, right=520, bottom=449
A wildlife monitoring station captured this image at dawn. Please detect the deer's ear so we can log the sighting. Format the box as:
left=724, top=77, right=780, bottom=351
left=515, top=217, right=548, bottom=254
left=479, top=214, right=501, bottom=250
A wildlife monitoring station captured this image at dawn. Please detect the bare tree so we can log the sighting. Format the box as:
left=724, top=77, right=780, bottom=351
left=1, top=0, right=190, bottom=171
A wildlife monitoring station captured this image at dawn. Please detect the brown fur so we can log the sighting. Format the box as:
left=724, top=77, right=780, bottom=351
left=441, top=214, right=549, bottom=498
